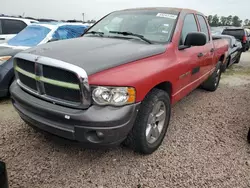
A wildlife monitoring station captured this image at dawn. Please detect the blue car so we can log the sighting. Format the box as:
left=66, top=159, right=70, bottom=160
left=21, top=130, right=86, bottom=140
left=0, top=22, right=89, bottom=97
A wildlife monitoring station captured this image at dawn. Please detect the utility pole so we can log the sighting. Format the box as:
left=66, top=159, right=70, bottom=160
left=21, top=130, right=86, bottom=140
left=82, top=13, right=85, bottom=23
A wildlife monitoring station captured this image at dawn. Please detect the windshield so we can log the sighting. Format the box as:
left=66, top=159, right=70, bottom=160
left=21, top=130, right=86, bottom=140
left=85, top=11, right=178, bottom=43
left=7, top=25, right=51, bottom=47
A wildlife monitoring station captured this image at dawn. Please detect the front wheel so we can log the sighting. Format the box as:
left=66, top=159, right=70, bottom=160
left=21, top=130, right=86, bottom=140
left=124, top=89, right=171, bottom=154
left=201, top=62, right=222, bottom=92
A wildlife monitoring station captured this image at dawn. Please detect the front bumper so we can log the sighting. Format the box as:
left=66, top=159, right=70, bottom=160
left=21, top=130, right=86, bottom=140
left=10, top=82, right=140, bottom=145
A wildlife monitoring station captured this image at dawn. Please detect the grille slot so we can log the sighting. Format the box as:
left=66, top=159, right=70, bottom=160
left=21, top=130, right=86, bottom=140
left=18, top=72, right=37, bottom=91
left=43, top=65, right=79, bottom=84
left=16, top=58, right=35, bottom=73
left=44, top=83, right=81, bottom=103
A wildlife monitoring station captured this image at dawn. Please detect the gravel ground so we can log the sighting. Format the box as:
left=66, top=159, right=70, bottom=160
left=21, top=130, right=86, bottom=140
left=1, top=52, right=250, bottom=188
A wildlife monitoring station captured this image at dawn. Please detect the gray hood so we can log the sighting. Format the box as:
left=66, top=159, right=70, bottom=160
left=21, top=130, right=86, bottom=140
left=23, top=37, right=166, bottom=75
left=0, top=46, right=23, bottom=57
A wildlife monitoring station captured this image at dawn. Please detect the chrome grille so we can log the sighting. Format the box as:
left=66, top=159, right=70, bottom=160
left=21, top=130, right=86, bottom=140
left=14, top=53, right=91, bottom=109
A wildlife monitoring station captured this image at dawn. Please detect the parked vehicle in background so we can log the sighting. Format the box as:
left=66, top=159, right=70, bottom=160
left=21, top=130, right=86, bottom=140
left=0, top=22, right=89, bottom=97
left=10, top=7, right=228, bottom=154
left=222, top=28, right=250, bottom=52
left=211, top=26, right=225, bottom=35
left=245, top=29, right=250, bottom=50
left=0, top=17, right=38, bottom=44
left=213, top=35, right=242, bottom=69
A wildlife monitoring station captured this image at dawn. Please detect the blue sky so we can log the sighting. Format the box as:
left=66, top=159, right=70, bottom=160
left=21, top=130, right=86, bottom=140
left=1, top=0, right=249, bottom=21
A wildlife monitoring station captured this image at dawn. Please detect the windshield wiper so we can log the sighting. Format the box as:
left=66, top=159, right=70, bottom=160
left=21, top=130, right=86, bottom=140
left=109, top=31, right=152, bottom=44
left=85, top=31, right=104, bottom=37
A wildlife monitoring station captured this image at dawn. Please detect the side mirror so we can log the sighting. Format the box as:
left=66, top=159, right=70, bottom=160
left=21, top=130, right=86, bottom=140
left=48, top=38, right=59, bottom=43
left=184, top=32, right=207, bottom=47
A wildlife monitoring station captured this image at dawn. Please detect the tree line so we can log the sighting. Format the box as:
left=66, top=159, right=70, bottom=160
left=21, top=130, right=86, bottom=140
left=208, top=15, right=250, bottom=27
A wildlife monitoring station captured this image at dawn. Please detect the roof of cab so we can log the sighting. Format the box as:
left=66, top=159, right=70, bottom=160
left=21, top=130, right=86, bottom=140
left=120, top=7, right=202, bottom=14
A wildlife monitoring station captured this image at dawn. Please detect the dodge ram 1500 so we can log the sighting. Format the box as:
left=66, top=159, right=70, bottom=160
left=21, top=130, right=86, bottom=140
left=10, top=7, right=228, bottom=154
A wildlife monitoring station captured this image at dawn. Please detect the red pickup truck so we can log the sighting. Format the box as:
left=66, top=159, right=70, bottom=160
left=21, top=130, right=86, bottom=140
left=10, top=7, right=228, bottom=154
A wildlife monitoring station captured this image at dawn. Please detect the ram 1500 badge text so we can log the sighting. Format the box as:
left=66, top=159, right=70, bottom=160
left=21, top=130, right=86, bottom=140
left=10, top=8, right=228, bottom=154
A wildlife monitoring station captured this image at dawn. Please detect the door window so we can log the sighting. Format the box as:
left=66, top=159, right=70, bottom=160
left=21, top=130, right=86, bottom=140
left=2, top=19, right=27, bottom=34
left=180, top=14, right=198, bottom=45
left=197, top=15, right=210, bottom=42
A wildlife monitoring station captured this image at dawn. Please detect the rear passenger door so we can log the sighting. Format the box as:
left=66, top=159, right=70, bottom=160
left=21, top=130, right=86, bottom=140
left=196, top=15, right=214, bottom=77
left=0, top=19, right=27, bottom=42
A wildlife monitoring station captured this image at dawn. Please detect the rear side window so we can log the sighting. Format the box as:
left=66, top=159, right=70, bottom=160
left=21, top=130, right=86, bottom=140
left=180, top=14, right=198, bottom=45
left=1, top=19, right=27, bottom=34
left=197, top=15, right=210, bottom=42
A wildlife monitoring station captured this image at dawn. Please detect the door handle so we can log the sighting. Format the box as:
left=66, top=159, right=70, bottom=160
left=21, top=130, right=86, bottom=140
left=197, top=53, right=204, bottom=58
left=0, top=38, right=5, bottom=40
left=210, top=48, right=215, bottom=52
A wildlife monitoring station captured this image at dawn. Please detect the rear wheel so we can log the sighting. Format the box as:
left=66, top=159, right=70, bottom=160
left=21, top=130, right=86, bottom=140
left=234, top=52, right=242, bottom=64
left=201, top=62, right=222, bottom=92
left=124, top=88, right=171, bottom=154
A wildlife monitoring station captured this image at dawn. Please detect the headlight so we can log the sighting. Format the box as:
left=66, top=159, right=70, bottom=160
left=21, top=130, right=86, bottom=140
left=92, top=86, right=136, bottom=106
left=0, top=56, right=12, bottom=65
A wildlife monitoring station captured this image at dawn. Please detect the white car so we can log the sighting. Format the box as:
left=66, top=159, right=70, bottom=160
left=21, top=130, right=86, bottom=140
left=0, top=22, right=89, bottom=51
left=0, top=17, right=38, bottom=44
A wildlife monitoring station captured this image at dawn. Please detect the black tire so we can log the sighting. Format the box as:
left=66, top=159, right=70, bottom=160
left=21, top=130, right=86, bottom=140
left=226, top=56, right=231, bottom=68
left=234, top=52, right=242, bottom=64
left=124, top=88, right=171, bottom=154
left=201, top=62, right=222, bottom=92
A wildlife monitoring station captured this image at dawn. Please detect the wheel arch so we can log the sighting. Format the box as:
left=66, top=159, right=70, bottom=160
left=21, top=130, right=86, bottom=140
left=151, top=81, right=173, bottom=102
